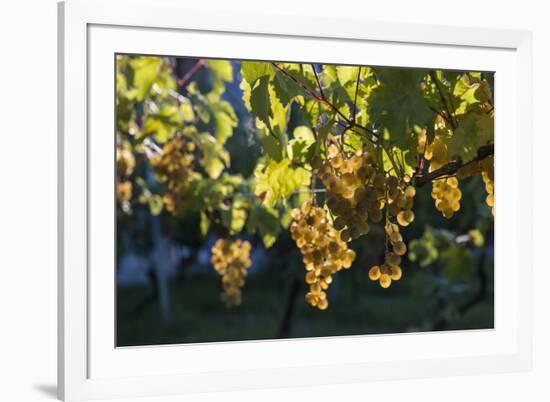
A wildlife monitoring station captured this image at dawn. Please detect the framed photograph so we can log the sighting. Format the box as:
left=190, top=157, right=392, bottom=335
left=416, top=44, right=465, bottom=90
left=58, top=0, right=533, bottom=400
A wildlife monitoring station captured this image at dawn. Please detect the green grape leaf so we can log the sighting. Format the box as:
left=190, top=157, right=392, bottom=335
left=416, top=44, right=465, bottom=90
left=336, top=65, right=360, bottom=87
left=213, top=110, right=236, bottom=144
left=315, top=118, right=335, bottom=156
left=250, top=76, right=273, bottom=128
left=246, top=204, right=281, bottom=248
left=141, top=105, right=181, bottom=142
left=180, top=101, right=195, bottom=123
left=241, top=61, right=274, bottom=86
left=452, top=74, right=482, bottom=115
left=207, top=97, right=237, bottom=144
left=195, top=132, right=230, bottom=179
left=240, top=78, right=252, bottom=111
left=369, top=68, right=432, bottom=147
left=475, top=80, right=493, bottom=103
left=206, top=60, right=233, bottom=95
left=248, top=77, right=289, bottom=157
left=475, top=112, right=494, bottom=146
left=194, top=103, right=211, bottom=123
left=206, top=60, right=233, bottom=82
left=219, top=197, right=248, bottom=235
left=279, top=63, right=317, bottom=92
left=320, top=65, right=338, bottom=87
left=300, top=98, right=321, bottom=127
left=229, top=198, right=249, bottom=234
left=287, top=126, right=315, bottom=162
left=254, top=159, right=311, bottom=207
left=447, top=112, right=493, bottom=161
left=129, top=57, right=162, bottom=101
left=268, top=83, right=289, bottom=137
left=272, top=72, right=302, bottom=106
left=255, top=125, right=285, bottom=161
left=279, top=206, right=293, bottom=229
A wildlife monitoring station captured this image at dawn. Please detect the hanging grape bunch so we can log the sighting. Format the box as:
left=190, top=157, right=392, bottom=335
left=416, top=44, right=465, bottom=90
left=210, top=239, right=252, bottom=308
left=386, top=175, right=416, bottom=226
left=149, top=134, right=196, bottom=214
left=315, top=143, right=379, bottom=242
left=368, top=222, right=407, bottom=288
left=116, top=145, right=135, bottom=211
left=422, top=123, right=463, bottom=219
left=290, top=200, right=356, bottom=310
left=456, top=155, right=494, bottom=217
left=366, top=175, right=414, bottom=289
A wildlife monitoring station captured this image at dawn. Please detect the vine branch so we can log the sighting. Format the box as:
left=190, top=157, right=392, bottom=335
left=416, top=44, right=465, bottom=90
left=412, top=143, right=494, bottom=187
left=178, top=59, right=204, bottom=87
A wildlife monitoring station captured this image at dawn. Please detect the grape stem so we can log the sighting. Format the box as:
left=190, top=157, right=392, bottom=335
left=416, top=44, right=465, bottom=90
left=412, top=143, right=494, bottom=187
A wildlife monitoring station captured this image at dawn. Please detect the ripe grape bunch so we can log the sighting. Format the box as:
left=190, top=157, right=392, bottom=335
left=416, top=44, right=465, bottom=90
left=386, top=175, right=416, bottom=227
left=368, top=220, right=408, bottom=288
left=424, top=134, right=463, bottom=219
left=210, top=239, right=252, bottom=308
left=432, top=176, right=461, bottom=219
left=150, top=135, right=196, bottom=214
left=314, top=143, right=379, bottom=242
left=290, top=201, right=356, bottom=310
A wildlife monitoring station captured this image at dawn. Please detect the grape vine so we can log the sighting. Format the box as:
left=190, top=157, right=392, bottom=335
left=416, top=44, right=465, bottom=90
left=116, top=55, right=495, bottom=310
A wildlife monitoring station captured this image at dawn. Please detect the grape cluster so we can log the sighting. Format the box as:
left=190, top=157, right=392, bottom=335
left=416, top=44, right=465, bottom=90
left=431, top=177, right=461, bottom=219
left=368, top=222, right=407, bottom=288
left=424, top=136, right=463, bottom=219
left=385, top=175, right=416, bottom=227
left=116, top=147, right=135, bottom=210
left=480, top=156, right=494, bottom=216
left=290, top=201, right=356, bottom=310
left=150, top=135, right=196, bottom=214
left=314, top=144, right=380, bottom=242
left=210, top=239, right=252, bottom=308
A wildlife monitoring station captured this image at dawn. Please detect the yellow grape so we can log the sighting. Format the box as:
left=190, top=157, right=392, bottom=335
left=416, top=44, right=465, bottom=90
left=369, top=265, right=381, bottom=280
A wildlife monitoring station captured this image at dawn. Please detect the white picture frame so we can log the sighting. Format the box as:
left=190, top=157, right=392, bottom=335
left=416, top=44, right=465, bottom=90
left=58, top=0, right=533, bottom=400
